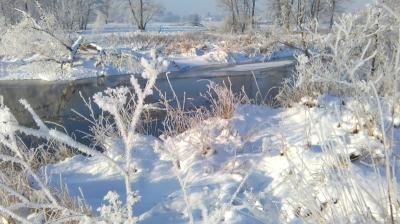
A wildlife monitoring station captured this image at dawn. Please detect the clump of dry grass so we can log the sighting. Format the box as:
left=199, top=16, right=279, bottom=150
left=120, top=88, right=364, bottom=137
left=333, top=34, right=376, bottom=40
left=33, top=142, right=77, bottom=169
left=101, top=32, right=276, bottom=56
left=158, top=86, right=211, bottom=137
left=159, top=79, right=250, bottom=137
left=203, top=80, right=250, bottom=119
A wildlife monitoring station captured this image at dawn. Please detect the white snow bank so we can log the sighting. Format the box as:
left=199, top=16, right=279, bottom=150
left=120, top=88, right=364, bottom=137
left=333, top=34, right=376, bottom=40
left=215, top=60, right=294, bottom=72
left=45, top=96, right=396, bottom=223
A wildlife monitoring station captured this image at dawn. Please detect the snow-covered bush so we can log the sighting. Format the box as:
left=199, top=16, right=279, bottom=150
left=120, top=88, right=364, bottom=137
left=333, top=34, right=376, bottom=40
left=282, top=3, right=399, bottom=97
left=275, top=3, right=400, bottom=222
left=0, top=9, right=86, bottom=80
left=0, top=18, right=71, bottom=62
left=98, top=191, right=130, bottom=224
left=277, top=3, right=400, bottom=132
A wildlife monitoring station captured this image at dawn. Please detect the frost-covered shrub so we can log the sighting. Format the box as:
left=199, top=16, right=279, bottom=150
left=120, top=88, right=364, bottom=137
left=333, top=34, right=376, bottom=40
left=275, top=4, right=400, bottom=222
left=281, top=3, right=399, bottom=101
left=277, top=3, right=400, bottom=113
left=0, top=18, right=71, bottom=62
left=98, top=191, right=137, bottom=224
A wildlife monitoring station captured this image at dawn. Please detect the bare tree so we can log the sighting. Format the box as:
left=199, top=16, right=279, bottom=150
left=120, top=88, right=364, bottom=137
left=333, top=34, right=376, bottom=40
left=0, top=0, right=24, bottom=27
left=311, top=0, right=321, bottom=19
left=0, top=0, right=96, bottom=31
left=45, top=0, right=95, bottom=31
left=328, top=0, right=337, bottom=30
left=218, top=0, right=236, bottom=32
left=187, top=14, right=202, bottom=27
left=97, top=0, right=114, bottom=24
left=266, top=0, right=346, bottom=32
left=127, top=0, right=162, bottom=31
left=251, top=0, right=256, bottom=28
left=218, top=0, right=257, bottom=33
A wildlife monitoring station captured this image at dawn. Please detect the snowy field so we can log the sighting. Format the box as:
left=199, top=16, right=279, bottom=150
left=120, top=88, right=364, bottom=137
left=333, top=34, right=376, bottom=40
left=83, top=22, right=209, bottom=34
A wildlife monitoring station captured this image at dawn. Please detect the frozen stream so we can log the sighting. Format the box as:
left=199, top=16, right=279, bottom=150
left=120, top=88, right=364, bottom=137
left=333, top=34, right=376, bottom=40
left=0, top=59, right=295, bottom=143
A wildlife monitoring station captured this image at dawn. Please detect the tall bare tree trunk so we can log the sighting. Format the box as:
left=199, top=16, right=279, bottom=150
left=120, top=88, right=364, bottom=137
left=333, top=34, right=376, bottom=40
left=275, top=0, right=283, bottom=26
left=230, top=0, right=237, bottom=32
left=0, top=3, right=7, bottom=27
left=329, top=0, right=336, bottom=30
left=139, top=0, right=144, bottom=31
left=311, top=0, right=321, bottom=20
left=251, top=0, right=256, bottom=28
left=283, top=0, right=292, bottom=32
left=235, top=0, right=240, bottom=28
left=315, top=0, right=320, bottom=19
left=84, top=2, right=92, bottom=30
left=371, top=0, right=383, bottom=77
left=24, top=0, right=29, bottom=13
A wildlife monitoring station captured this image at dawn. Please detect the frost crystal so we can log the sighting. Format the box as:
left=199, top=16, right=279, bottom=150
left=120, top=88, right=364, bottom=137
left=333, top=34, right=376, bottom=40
left=297, top=54, right=309, bottom=65
left=98, top=191, right=130, bottom=224
left=0, top=104, right=18, bottom=135
left=93, top=87, right=130, bottom=114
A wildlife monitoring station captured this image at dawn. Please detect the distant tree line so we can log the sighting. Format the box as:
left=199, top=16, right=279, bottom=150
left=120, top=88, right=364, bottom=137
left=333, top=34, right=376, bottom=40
left=0, top=0, right=163, bottom=32
left=0, top=0, right=95, bottom=31
left=0, top=0, right=348, bottom=34
left=218, top=0, right=257, bottom=33
left=268, top=0, right=341, bottom=31
left=218, top=0, right=344, bottom=33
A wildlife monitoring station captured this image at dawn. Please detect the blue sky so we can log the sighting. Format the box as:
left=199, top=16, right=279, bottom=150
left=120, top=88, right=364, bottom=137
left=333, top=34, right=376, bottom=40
left=161, top=0, right=219, bottom=15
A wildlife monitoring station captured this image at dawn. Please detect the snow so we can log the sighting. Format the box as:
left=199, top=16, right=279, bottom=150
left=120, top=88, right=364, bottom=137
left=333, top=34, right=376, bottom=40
left=83, top=22, right=208, bottom=34
left=169, top=51, right=268, bottom=72
left=215, top=60, right=294, bottom=72
left=45, top=96, right=395, bottom=223
left=166, top=48, right=296, bottom=73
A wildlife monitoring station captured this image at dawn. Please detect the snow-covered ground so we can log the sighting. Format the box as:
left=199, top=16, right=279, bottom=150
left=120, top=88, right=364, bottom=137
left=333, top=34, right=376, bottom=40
left=215, top=60, right=293, bottom=72
left=84, top=22, right=209, bottom=34
left=0, top=21, right=294, bottom=81
left=45, top=95, right=396, bottom=223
